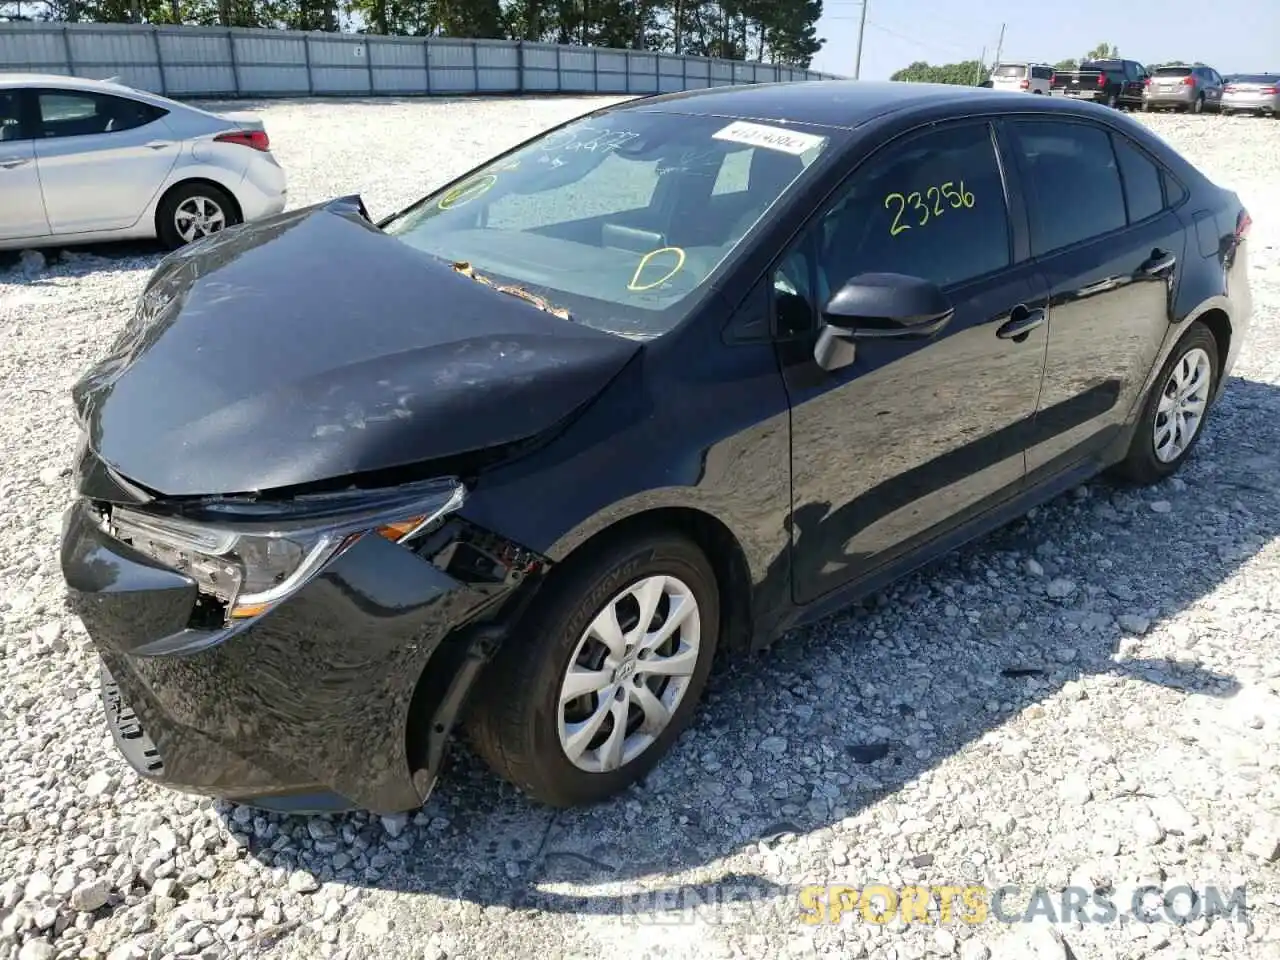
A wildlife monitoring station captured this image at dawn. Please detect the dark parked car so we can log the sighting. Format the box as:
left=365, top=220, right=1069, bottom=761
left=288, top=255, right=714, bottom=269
left=1050, top=59, right=1148, bottom=108
left=60, top=81, right=1253, bottom=816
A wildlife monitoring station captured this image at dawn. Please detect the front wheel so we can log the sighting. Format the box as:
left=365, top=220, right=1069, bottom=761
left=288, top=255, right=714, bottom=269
left=1113, top=322, right=1219, bottom=486
left=466, top=531, right=720, bottom=808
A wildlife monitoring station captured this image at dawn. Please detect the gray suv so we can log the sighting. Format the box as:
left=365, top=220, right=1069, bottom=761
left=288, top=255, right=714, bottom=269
left=1143, top=65, right=1225, bottom=113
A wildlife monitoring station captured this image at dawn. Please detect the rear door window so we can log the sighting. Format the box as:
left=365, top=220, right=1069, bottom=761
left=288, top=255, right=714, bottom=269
left=1153, top=66, right=1193, bottom=78
left=1007, top=119, right=1126, bottom=256
left=993, top=64, right=1026, bottom=78
left=35, top=91, right=167, bottom=139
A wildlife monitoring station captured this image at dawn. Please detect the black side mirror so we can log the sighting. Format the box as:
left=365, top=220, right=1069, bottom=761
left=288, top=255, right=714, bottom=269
left=814, top=273, right=955, bottom=372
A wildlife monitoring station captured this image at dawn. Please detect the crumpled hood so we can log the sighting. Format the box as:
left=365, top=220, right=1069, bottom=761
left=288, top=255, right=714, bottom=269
left=72, top=197, right=641, bottom=498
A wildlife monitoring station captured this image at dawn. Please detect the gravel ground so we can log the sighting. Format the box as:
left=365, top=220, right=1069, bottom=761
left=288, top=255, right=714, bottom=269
left=2, top=97, right=1280, bottom=960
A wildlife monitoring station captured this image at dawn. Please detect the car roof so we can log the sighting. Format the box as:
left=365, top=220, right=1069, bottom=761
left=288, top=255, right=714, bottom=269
left=615, top=79, right=1118, bottom=131
left=0, top=71, right=142, bottom=94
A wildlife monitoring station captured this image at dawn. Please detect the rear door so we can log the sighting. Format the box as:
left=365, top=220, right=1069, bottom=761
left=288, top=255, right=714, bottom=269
left=1002, top=117, right=1187, bottom=475
left=0, top=88, right=49, bottom=241
left=32, top=87, right=182, bottom=234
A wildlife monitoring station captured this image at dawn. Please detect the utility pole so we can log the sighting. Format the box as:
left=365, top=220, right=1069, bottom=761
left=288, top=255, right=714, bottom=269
left=992, top=22, right=1006, bottom=69
left=853, top=0, right=868, bottom=79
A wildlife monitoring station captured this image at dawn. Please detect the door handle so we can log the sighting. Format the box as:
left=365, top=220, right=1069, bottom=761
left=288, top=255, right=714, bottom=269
left=145, top=140, right=175, bottom=150
left=996, top=305, right=1045, bottom=341
left=1140, top=249, right=1177, bottom=276
left=0, top=157, right=30, bottom=169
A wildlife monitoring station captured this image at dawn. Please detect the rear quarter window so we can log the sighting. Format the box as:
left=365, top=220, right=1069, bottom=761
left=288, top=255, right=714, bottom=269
left=1111, top=134, right=1165, bottom=224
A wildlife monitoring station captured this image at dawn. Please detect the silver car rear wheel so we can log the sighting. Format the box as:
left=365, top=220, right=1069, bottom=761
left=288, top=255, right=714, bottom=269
left=174, top=195, right=227, bottom=243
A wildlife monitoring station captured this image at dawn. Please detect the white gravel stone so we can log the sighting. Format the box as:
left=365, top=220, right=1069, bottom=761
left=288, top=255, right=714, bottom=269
left=2, top=100, right=1279, bottom=960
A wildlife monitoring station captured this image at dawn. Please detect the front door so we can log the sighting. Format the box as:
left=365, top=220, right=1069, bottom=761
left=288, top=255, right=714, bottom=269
left=1001, top=117, right=1184, bottom=474
left=773, top=120, right=1050, bottom=606
left=31, top=88, right=180, bottom=234
left=0, top=89, right=49, bottom=241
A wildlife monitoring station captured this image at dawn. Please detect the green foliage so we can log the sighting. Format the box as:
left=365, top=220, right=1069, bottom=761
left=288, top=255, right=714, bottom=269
left=890, top=59, right=987, bottom=86
left=5, top=0, right=825, bottom=67
left=1084, top=41, right=1118, bottom=61
left=1054, top=58, right=1078, bottom=71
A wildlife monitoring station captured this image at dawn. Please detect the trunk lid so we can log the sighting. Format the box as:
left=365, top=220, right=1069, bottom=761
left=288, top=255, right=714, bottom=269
left=71, top=196, right=641, bottom=499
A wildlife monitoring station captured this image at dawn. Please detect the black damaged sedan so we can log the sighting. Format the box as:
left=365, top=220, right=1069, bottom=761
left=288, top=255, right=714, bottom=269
left=61, top=81, right=1252, bottom=815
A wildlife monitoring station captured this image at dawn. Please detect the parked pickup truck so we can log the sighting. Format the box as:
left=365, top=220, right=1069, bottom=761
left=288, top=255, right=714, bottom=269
left=1050, top=58, right=1148, bottom=109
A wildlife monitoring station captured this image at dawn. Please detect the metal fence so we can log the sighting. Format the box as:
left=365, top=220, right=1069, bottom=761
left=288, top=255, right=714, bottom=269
left=0, top=21, right=840, bottom=100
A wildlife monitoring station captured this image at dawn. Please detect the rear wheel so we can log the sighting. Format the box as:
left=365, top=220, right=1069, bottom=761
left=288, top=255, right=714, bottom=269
left=466, top=530, right=720, bottom=807
left=1143, top=100, right=1154, bottom=112
left=1113, top=322, right=1219, bottom=486
left=1192, top=93, right=1206, bottom=114
left=1107, top=92, right=1119, bottom=108
left=156, top=181, right=239, bottom=250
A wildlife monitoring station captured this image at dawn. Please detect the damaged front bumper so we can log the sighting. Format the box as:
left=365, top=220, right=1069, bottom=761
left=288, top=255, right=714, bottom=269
left=59, top=478, right=546, bottom=815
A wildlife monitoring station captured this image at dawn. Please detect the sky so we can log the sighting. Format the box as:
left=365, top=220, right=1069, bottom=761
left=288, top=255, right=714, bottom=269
left=808, top=0, right=1280, bottom=80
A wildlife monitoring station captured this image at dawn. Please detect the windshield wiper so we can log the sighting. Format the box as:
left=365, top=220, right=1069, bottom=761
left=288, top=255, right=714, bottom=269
left=451, top=261, right=573, bottom=322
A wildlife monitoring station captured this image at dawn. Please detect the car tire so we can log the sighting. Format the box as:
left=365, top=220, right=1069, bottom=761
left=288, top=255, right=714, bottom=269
left=1107, top=92, right=1119, bottom=108
left=1113, top=322, right=1220, bottom=486
left=1143, top=101, right=1154, bottom=112
left=466, top=530, right=721, bottom=808
left=156, top=181, right=240, bottom=250
left=1192, top=94, right=1205, bottom=114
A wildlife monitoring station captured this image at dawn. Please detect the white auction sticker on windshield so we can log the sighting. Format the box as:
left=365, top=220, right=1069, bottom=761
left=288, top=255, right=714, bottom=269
left=712, top=120, right=827, bottom=156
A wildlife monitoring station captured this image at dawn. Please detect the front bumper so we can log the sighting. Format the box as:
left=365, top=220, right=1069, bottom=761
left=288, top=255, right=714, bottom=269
left=60, top=496, right=538, bottom=814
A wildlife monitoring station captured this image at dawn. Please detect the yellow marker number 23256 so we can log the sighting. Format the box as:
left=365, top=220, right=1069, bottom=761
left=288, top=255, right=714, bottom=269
left=883, top=181, right=975, bottom=237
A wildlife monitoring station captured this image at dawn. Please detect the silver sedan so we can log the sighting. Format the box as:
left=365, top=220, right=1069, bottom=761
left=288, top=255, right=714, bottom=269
left=0, top=73, right=287, bottom=251
left=1221, top=74, right=1280, bottom=116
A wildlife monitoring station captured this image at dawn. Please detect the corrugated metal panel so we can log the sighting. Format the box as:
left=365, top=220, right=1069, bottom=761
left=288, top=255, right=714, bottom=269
left=0, top=27, right=66, bottom=67
left=559, top=48, right=592, bottom=72
left=237, top=66, right=310, bottom=95
left=308, top=36, right=367, bottom=67
left=73, top=64, right=163, bottom=92
left=559, top=70, right=594, bottom=92
left=428, top=67, right=475, bottom=92
left=684, top=77, right=709, bottom=89
left=429, top=42, right=473, bottom=68
left=157, top=30, right=230, bottom=64
left=627, top=52, right=657, bottom=75
left=658, top=75, right=683, bottom=93
left=596, top=51, right=626, bottom=73
left=522, top=69, right=558, bottom=91
left=67, top=30, right=154, bottom=68
left=372, top=67, right=427, bottom=93
left=710, top=61, right=733, bottom=80
left=163, top=64, right=237, bottom=96
left=596, top=72, right=627, bottom=93
left=474, top=43, right=517, bottom=69
left=522, top=45, right=557, bottom=69
left=369, top=39, right=423, bottom=69
left=311, top=67, right=371, bottom=94
left=629, top=73, right=658, bottom=94
left=477, top=68, right=519, bottom=91
left=685, top=60, right=710, bottom=79
left=234, top=34, right=306, bottom=66
left=658, top=55, right=682, bottom=76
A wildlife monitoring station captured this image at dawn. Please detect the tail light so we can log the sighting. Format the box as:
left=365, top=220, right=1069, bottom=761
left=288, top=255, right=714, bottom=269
left=1181, top=75, right=1195, bottom=86
left=1020, top=79, right=1030, bottom=89
left=1144, top=77, right=1152, bottom=87
left=214, top=129, right=270, bottom=152
left=1050, top=74, right=1056, bottom=85
left=1097, top=74, right=1106, bottom=85
left=1224, top=85, right=1237, bottom=93
left=1262, top=87, right=1278, bottom=95
left=1236, top=209, right=1252, bottom=242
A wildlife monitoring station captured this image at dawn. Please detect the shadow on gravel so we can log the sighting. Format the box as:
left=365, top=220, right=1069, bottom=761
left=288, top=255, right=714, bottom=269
left=0, top=242, right=165, bottom=278
left=213, top=376, right=1277, bottom=916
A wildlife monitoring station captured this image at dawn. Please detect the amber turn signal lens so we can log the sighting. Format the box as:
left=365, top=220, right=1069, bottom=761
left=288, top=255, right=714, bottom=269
left=376, top=516, right=428, bottom=542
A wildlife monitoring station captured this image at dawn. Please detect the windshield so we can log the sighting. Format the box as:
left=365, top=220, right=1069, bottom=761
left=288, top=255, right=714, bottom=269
left=1153, top=66, right=1194, bottom=77
left=992, top=64, right=1025, bottom=77
left=1231, top=74, right=1276, bottom=84
left=382, top=110, right=831, bottom=340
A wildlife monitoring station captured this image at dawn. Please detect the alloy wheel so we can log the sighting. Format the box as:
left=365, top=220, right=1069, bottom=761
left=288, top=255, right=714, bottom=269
left=1153, top=347, right=1212, bottom=463
left=174, top=195, right=227, bottom=243
left=557, top=574, right=701, bottom=773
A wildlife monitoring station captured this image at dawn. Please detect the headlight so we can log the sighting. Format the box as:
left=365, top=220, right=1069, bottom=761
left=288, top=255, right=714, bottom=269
left=108, top=478, right=465, bottom=622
